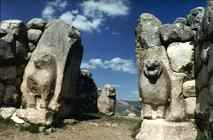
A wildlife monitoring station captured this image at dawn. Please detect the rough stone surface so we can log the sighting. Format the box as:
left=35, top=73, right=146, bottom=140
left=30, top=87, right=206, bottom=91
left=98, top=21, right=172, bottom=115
left=28, top=42, right=36, bottom=52
left=135, top=13, right=161, bottom=61
left=77, top=69, right=98, bottom=114
left=27, top=29, right=42, bottom=43
left=136, top=119, right=198, bottom=140
left=184, top=97, right=196, bottom=118
left=139, top=47, right=171, bottom=120
left=20, top=20, right=83, bottom=125
left=0, top=18, right=98, bottom=130
left=0, top=20, right=24, bottom=33
left=0, top=39, right=15, bottom=61
left=0, top=107, right=16, bottom=119
left=4, top=85, right=19, bottom=106
left=202, top=2, right=213, bottom=39
left=98, top=84, right=116, bottom=116
left=167, top=42, right=194, bottom=74
left=0, top=66, right=16, bottom=83
left=27, top=18, right=46, bottom=30
left=11, top=112, right=25, bottom=124
left=187, top=7, right=205, bottom=31
left=183, top=80, right=196, bottom=97
left=0, top=20, right=28, bottom=108
left=195, top=1, right=213, bottom=138
left=160, top=23, right=194, bottom=43
left=135, top=9, right=197, bottom=140
left=0, top=28, right=7, bottom=38
left=137, top=46, right=186, bottom=121
left=16, top=108, right=53, bottom=126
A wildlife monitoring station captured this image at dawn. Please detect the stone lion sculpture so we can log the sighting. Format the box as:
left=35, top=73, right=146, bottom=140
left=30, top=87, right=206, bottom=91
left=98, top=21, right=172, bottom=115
left=21, top=53, right=56, bottom=109
left=139, top=47, right=171, bottom=119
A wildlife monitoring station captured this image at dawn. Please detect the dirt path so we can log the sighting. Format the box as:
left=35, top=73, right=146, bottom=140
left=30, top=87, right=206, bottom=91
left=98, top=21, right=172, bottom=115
left=0, top=117, right=137, bottom=140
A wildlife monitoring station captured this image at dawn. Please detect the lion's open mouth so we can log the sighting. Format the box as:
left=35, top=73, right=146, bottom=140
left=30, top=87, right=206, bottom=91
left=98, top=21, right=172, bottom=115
left=146, top=63, right=161, bottom=76
left=143, top=60, right=162, bottom=84
left=147, top=69, right=160, bottom=76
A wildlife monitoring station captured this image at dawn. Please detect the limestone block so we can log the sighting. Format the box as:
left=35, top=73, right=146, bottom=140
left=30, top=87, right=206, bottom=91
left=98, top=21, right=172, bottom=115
left=136, top=119, right=198, bottom=140
left=167, top=42, right=194, bottom=73
left=183, top=80, right=196, bottom=97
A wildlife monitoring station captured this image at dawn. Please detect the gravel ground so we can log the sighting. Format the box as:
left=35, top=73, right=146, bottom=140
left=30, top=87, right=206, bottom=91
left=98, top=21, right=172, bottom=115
left=0, top=116, right=138, bottom=140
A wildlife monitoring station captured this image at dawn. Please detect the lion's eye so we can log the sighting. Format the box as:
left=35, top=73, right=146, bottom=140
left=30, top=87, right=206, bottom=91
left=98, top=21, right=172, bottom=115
left=154, top=60, right=159, bottom=64
left=147, top=60, right=151, bottom=64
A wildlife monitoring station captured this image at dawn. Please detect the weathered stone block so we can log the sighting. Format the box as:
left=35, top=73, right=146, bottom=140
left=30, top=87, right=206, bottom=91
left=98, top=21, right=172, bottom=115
left=0, top=66, right=16, bottom=83
left=0, top=39, right=14, bottom=61
left=187, top=7, right=205, bottom=31
left=27, top=18, right=46, bottom=30
left=20, top=20, right=83, bottom=125
left=160, top=23, right=193, bottom=43
left=167, top=42, right=194, bottom=74
left=136, top=119, right=198, bottom=140
left=183, top=80, right=196, bottom=97
left=27, top=29, right=42, bottom=43
left=184, top=97, right=196, bottom=118
left=0, top=107, right=16, bottom=119
left=135, top=13, right=162, bottom=49
left=98, top=84, right=116, bottom=116
left=16, top=108, right=53, bottom=126
left=3, top=85, right=18, bottom=106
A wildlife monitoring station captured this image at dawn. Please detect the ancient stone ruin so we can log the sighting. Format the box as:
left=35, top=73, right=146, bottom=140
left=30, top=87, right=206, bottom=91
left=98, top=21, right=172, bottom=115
left=196, top=0, right=213, bottom=138
left=0, top=1, right=213, bottom=139
left=77, top=69, right=98, bottom=114
left=135, top=3, right=210, bottom=140
left=97, top=84, right=116, bottom=116
left=0, top=19, right=84, bottom=130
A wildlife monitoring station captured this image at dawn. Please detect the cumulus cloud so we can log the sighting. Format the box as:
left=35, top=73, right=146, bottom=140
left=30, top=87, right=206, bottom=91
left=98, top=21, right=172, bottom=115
left=42, top=0, right=68, bottom=20
left=81, top=57, right=137, bottom=74
left=42, top=0, right=130, bottom=32
left=60, top=11, right=103, bottom=32
left=81, top=0, right=129, bottom=17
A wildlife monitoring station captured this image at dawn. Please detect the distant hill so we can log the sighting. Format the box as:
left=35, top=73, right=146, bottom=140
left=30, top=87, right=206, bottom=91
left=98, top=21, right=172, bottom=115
left=115, top=100, right=141, bottom=116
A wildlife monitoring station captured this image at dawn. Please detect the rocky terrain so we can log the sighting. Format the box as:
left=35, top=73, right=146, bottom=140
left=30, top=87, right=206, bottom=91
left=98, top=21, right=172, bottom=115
left=0, top=115, right=139, bottom=140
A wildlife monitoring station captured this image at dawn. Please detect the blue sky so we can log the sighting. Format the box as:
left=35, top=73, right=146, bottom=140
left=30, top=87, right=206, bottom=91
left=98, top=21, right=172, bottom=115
left=1, top=0, right=207, bottom=101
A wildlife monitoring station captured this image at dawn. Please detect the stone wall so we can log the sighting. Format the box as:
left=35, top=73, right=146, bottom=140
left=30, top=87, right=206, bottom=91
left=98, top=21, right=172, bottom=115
left=135, top=5, right=205, bottom=140
left=0, top=19, right=47, bottom=108
left=0, top=19, right=84, bottom=130
left=0, top=20, right=30, bottom=107
left=77, top=69, right=98, bottom=114
left=195, top=0, right=213, bottom=138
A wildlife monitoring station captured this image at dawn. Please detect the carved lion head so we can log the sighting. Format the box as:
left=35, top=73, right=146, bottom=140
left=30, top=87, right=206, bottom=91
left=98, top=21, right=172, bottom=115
left=143, top=58, right=162, bottom=83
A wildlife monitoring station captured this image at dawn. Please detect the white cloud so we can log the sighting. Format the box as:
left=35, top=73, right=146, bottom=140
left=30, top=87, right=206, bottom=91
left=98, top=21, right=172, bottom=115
left=42, top=5, right=56, bottom=19
left=42, top=0, right=130, bottom=32
left=73, top=15, right=103, bottom=32
left=81, top=0, right=129, bottom=17
left=42, top=0, right=68, bottom=20
left=60, top=11, right=103, bottom=32
left=81, top=57, right=137, bottom=74
left=60, top=11, right=74, bottom=22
